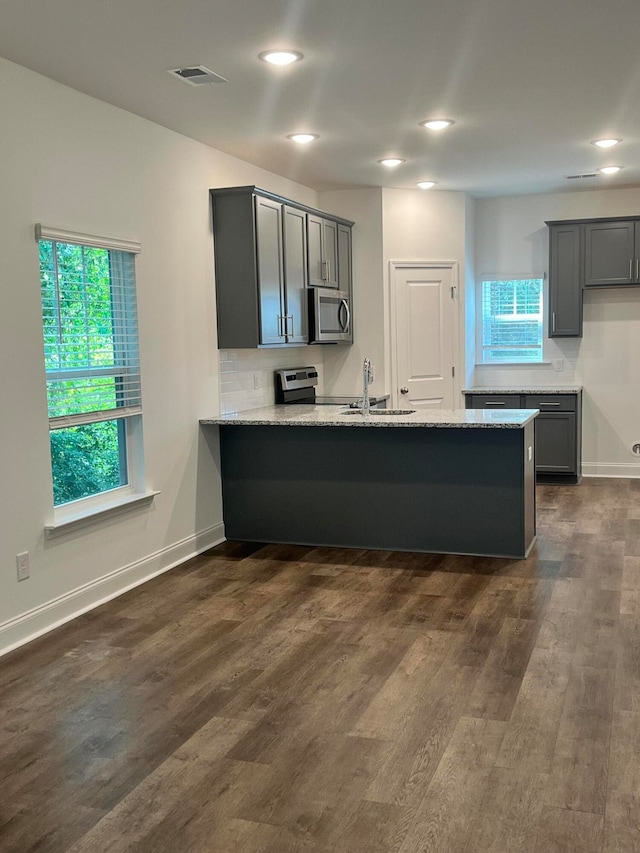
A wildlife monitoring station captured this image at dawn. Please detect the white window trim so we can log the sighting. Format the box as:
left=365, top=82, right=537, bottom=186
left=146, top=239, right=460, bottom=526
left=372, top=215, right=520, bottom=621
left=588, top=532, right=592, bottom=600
left=45, top=489, right=160, bottom=538
left=476, top=273, right=545, bottom=366
left=37, top=224, right=149, bottom=528
left=35, top=224, right=141, bottom=254
left=45, top=414, right=155, bottom=535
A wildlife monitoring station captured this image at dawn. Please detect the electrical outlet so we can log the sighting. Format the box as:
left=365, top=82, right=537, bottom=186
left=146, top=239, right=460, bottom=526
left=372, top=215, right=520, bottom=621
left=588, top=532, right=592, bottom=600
left=553, top=358, right=564, bottom=372
left=253, top=372, right=262, bottom=390
left=16, top=552, right=30, bottom=581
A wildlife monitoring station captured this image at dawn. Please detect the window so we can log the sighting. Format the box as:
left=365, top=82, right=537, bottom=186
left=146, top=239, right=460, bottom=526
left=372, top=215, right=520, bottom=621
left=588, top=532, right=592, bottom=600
left=37, top=225, right=143, bottom=509
left=479, top=277, right=543, bottom=364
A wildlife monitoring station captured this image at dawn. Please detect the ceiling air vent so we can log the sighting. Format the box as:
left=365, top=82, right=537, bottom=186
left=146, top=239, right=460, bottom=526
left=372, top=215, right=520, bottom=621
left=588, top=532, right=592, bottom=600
left=565, top=173, right=597, bottom=180
left=168, top=66, right=228, bottom=86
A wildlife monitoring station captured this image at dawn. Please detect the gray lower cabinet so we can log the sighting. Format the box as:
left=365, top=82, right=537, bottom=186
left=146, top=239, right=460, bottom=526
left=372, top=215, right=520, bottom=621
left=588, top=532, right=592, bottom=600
left=466, top=391, right=582, bottom=483
left=533, top=411, right=577, bottom=474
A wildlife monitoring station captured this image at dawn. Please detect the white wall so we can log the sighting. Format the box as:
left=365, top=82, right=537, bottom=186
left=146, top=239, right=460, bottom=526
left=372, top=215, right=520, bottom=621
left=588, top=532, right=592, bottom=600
left=0, top=57, right=317, bottom=654
left=474, top=187, right=640, bottom=476
left=317, top=189, right=384, bottom=396
left=382, top=189, right=469, bottom=406
left=318, top=188, right=468, bottom=403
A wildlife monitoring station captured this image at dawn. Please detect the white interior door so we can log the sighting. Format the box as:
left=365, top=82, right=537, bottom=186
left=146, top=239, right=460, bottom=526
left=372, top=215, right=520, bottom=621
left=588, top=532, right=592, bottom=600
left=392, top=263, right=458, bottom=409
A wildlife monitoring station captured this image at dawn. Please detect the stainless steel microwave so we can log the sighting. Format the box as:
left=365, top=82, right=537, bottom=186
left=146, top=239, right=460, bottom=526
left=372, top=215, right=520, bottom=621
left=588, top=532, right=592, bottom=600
left=309, top=288, right=352, bottom=344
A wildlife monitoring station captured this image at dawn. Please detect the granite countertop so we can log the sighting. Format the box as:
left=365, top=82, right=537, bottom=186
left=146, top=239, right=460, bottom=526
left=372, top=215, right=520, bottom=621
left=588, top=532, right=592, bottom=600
left=462, top=385, right=582, bottom=395
left=200, top=404, right=538, bottom=429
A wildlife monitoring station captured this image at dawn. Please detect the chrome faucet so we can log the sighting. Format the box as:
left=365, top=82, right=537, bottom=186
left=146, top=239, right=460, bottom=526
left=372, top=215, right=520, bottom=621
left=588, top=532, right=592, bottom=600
left=362, top=357, right=374, bottom=415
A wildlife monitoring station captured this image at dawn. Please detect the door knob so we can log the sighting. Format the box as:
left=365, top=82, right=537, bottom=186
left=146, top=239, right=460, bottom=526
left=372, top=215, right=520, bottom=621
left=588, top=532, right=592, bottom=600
left=400, top=387, right=409, bottom=394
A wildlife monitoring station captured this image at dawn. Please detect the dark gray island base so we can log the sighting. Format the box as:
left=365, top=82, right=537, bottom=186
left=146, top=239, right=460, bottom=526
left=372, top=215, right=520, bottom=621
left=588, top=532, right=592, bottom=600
left=213, top=414, right=537, bottom=559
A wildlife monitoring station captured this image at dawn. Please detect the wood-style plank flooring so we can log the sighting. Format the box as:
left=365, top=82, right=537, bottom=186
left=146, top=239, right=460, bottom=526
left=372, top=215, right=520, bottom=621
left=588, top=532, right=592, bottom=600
left=2, top=478, right=640, bottom=852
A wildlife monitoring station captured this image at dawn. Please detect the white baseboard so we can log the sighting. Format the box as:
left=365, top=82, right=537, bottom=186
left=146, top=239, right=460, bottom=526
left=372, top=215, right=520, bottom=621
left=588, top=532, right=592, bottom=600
left=582, top=463, right=640, bottom=479
left=0, top=523, right=225, bottom=659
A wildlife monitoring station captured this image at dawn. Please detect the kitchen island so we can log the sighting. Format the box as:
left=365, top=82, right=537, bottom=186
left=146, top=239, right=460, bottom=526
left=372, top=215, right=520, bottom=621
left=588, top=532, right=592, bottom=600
left=200, top=406, right=538, bottom=559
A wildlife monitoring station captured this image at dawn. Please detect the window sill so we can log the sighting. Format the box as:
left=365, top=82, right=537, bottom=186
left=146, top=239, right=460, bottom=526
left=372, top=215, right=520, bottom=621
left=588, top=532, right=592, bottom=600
left=45, top=490, right=160, bottom=538
left=475, top=361, right=552, bottom=367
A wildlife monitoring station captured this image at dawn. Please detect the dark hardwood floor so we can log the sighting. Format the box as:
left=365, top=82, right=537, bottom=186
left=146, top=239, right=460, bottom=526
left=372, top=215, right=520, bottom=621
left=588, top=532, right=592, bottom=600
left=1, top=478, right=639, bottom=852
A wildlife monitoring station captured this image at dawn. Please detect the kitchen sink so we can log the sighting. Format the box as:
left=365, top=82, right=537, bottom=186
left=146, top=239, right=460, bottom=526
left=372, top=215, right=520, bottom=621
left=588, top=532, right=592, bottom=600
left=344, top=409, right=416, bottom=415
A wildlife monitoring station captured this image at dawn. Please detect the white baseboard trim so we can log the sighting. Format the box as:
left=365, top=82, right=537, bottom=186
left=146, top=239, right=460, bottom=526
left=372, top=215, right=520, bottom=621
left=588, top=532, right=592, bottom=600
left=582, top=463, right=640, bottom=479
left=0, top=523, right=225, bottom=659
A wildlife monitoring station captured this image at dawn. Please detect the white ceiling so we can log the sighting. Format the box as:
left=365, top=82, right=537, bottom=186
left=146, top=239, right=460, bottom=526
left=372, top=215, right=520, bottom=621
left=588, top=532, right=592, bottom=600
left=2, top=0, right=640, bottom=197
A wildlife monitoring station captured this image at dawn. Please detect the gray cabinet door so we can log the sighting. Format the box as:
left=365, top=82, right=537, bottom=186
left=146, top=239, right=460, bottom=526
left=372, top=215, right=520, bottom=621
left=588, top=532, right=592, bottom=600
left=282, top=205, right=308, bottom=344
left=307, top=214, right=339, bottom=288
left=255, top=197, right=285, bottom=345
left=337, top=224, right=352, bottom=293
left=323, top=219, right=338, bottom=288
left=535, top=412, right=577, bottom=473
left=307, top=214, right=324, bottom=287
left=549, top=223, right=583, bottom=337
left=584, top=220, right=635, bottom=286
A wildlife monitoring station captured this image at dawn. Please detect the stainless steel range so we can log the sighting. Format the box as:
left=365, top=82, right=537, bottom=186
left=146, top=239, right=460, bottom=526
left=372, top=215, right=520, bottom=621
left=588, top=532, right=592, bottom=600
left=274, top=366, right=388, bottom=409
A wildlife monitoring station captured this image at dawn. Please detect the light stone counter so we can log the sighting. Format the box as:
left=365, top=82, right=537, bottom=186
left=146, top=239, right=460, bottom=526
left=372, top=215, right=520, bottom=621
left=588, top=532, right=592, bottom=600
left=462, top=385, right=582, bottom=395
left=200, top=404, right=538, bottom=429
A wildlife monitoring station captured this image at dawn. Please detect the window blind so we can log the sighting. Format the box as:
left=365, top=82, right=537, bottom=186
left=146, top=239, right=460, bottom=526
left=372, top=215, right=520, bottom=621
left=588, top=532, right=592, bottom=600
left=36, top=226, right=142, bottom=430
left=481, top=278, right=542, bottom=363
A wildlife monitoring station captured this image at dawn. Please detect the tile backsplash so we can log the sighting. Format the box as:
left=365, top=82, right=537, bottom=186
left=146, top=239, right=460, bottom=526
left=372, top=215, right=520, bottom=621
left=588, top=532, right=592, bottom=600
left=219, top=348, right=324, bottom=414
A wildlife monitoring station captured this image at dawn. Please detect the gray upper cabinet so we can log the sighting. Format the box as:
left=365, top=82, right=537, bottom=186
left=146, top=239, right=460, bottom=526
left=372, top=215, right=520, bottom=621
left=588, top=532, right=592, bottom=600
left=547, top=215, right=640, bottom=338
left=548, top=222, right=583, bottom=337
left=255, top=196, right=285, bottom=345
left=211, top=186, right=353, bottom=349
left=282, top=205, right=308, bottom=344
left=337, top=223, right=352, bottom=297
left=307, top=214, right=339, bottom=288
left=584, top=220, right=638, bottom=287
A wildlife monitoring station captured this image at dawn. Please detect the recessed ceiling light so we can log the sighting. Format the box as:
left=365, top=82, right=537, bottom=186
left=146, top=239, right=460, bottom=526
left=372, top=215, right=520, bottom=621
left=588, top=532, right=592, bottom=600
left=378, top=158, right=405, bottom=167
left=598, top=165, right=622, bottom=175
left=420, top=119, right=455, bottom=131
left=287, top=133, right=318, bottom=144
left=417, top=181, right=436, bottom=189
left=592, top=138, right=621, bottom=149
left=259, top=50, right=303, bottom=66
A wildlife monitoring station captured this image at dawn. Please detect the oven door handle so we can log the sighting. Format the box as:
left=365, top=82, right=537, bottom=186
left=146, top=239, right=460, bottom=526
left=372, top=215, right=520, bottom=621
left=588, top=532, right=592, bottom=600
left=339, top=299, right=351, bottom=333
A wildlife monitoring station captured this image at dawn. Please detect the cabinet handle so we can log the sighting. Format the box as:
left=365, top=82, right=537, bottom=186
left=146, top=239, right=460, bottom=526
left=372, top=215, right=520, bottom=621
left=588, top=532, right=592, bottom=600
left=539, top=401, right=560, bottom=407
left=485, top=401, right=506, bottom=406
left=287, top=314, right=294, bottom=336
left=552, top=312, right=556, bottom=333
left=321, top=259, right=328, bottom=280
left=278, top=315, right=285, bottom=337
left=337, top=299, right=349, bottom=332
left=636, top=259, right=639, bottom=281
left=340, top=299, right=351, bottom=332
left=631, top=259, right=634, bottom=281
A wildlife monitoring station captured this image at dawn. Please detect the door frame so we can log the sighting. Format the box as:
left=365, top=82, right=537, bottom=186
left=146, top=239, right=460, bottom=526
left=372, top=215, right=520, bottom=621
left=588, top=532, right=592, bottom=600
left=388, top=260, right=461, bottom=409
